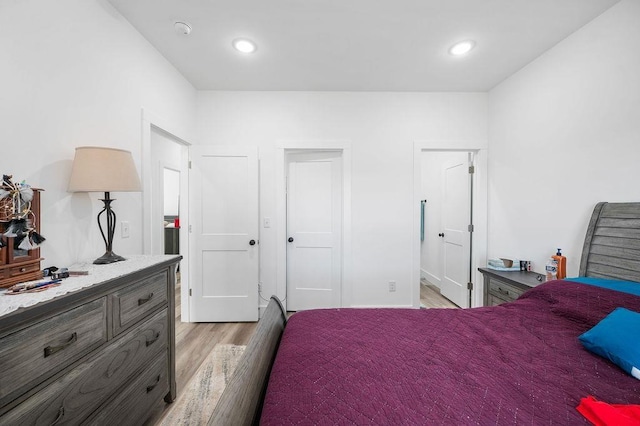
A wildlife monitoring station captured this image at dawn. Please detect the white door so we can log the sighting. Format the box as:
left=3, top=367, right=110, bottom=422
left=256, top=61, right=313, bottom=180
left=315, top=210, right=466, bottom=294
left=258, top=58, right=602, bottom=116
left=286, top=151, right=342, bottom=311
left=189, top=146, right=259, bottom=322
left=440, top=154, right=472, bottom=308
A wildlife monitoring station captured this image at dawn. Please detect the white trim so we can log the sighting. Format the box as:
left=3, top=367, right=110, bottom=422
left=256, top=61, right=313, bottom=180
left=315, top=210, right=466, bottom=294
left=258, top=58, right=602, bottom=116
left=413, top=142, right=488, bottom=308
left=276, top=140, right=352, bottom=311
left=141, top=108, right=192, bottom=321
left=421, top=269, right=441, bottom=288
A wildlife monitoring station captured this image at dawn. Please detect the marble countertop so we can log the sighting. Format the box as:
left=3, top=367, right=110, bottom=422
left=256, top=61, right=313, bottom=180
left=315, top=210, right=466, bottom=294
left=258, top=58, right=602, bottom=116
left=0, top=255, right=181, bottom=317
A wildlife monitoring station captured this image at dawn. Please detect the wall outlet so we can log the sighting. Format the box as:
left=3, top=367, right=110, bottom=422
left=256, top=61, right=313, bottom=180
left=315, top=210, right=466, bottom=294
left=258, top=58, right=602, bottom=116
left=389, top=281, right=396, bottom=292
left=121, top=221, right=130, bottom=238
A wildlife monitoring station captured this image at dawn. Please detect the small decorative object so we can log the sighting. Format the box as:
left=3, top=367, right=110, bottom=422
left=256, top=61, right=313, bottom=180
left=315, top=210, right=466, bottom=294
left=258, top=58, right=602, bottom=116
left=0, top=175, right=46, bottom=250
left=68, top=147, right=142, bottom=264
left=487, top=258, right=521, bottom=271
left=0, top=175, right=45, bottom=288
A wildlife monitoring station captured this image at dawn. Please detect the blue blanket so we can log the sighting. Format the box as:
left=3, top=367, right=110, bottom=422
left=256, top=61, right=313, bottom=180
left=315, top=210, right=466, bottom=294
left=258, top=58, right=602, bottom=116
left=566, top=276, right=640, bottom=297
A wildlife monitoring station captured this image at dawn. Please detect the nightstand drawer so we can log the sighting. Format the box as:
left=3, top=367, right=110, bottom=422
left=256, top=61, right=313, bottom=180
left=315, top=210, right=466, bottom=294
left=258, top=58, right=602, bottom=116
left=487, top=293, right=510, bottom=306
left=488, top=279, right=525, bottom=302
left=112, top=271, right=168, bottom=335
left=0, top=298, right=107, bottom=406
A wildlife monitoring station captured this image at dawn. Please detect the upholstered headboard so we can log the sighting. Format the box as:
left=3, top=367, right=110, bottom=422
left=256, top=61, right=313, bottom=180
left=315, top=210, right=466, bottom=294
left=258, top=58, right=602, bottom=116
left=579, top=202, right=640, bottom=283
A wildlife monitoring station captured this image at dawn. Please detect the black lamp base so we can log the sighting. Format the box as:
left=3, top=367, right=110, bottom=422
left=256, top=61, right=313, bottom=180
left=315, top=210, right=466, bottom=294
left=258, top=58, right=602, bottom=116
left=94, top=192, right=127, bottom=265
left=93, top=251, right=126, bottom=265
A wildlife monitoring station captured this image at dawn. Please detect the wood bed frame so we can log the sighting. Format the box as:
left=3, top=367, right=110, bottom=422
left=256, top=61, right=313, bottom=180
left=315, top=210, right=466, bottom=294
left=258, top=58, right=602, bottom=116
left=208, top=202, right=640, bottom=425
left=580, top=202, right=640, bottom=282
left=208, top=296, right=287, bottom=425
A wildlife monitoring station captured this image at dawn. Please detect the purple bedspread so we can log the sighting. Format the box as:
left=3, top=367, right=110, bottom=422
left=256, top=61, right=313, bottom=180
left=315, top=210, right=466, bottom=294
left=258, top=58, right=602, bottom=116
left=261, top=281, right=640, bottom=425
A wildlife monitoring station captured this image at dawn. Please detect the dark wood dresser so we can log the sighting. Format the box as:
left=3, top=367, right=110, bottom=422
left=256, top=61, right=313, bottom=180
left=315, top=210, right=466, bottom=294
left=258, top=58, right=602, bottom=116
left=0, top=255, right=180, bottom=425
left=479, top=267, right=544, bottom=306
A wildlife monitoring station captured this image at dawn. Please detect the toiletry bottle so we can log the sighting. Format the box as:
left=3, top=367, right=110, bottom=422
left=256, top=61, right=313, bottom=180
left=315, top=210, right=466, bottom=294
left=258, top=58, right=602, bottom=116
left=545, top=258, right=558, bottom=282
left=552, top=248, right=566, bottom=279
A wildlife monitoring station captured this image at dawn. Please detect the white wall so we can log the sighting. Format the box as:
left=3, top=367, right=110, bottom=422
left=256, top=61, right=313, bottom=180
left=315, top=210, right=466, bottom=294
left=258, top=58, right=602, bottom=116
left=163, top=169, right=180, bottom=217
left=0, top=0, right=196, bottom=267
left=488, top=0, right=640, bottom=276
left=196, top=92, right=487, bottom=307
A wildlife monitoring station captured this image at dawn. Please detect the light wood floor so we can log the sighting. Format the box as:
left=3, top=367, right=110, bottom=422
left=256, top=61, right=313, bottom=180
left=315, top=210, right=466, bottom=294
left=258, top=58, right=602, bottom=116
left=144, top=283, right=257, bottom=425
left=146, top=280, right=457, bottom=424
left=420, top=280, right=460, bottom=309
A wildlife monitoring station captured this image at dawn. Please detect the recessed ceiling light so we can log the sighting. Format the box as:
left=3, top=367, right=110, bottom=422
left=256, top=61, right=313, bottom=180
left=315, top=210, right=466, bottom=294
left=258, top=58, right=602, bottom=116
left=449, top=40, right=475, bottom=56
left=174, top=21, right=192, bottom=36
left=232, top=38, right=257, bottom=54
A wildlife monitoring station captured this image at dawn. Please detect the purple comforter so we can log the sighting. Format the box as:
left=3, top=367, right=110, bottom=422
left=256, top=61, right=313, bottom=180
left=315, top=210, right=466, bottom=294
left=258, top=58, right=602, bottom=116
left=261, top=280, right=640, bottom=425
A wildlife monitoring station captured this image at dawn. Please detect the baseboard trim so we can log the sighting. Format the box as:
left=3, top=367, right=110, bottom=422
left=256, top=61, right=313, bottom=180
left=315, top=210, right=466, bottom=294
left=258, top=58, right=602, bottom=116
left=421, top=269, right=441, bottom=288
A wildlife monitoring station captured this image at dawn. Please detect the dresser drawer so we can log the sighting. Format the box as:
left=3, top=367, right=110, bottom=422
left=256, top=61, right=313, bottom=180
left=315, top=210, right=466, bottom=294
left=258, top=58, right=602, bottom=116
left=488, top=279, right=525, bottom=302
left=112, top=271, right=168, bottom=335
left=87, top=354, right=169, bottom=426
left=7, top=262, right=41, bottom=278
left=0, top=298, right=107, bottom=407
left=0, top=308, right=168, bottom=425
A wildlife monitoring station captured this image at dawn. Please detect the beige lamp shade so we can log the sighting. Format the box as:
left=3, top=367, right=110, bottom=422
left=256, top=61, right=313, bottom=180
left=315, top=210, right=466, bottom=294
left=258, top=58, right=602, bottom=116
left=68, top=146, right=141, bottom=193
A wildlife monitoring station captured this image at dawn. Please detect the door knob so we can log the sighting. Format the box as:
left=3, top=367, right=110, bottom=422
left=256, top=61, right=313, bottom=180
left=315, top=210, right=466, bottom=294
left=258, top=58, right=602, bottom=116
left=438, top=233, right=445, bottom=237
left=288, top=237, right=294, bottom=243
left=249, top=239, right=256, bottom=246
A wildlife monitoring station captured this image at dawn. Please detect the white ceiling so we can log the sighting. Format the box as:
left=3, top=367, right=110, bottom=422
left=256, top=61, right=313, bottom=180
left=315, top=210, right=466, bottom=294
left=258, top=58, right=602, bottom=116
left=107, top=0, right=620, bottom=92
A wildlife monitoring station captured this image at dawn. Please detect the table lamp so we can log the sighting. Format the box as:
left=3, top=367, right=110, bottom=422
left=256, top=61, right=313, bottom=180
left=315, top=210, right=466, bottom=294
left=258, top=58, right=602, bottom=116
left=68, top=146, right=142, bottom=264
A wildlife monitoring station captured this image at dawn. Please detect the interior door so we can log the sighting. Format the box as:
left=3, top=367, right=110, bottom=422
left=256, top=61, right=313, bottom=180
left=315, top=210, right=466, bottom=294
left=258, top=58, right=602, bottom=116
left=189, top=146, right=259, bottom=322
left=440, top=153, right=472, bottom=308
left=286, top=151, right=342, bottom=311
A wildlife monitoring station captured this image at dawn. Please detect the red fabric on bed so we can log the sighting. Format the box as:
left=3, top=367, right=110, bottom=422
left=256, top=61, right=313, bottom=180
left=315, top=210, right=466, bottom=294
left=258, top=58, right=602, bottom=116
left=260, top=280, right=640, bottom=425
left=577, top=396, right=640, bottom=426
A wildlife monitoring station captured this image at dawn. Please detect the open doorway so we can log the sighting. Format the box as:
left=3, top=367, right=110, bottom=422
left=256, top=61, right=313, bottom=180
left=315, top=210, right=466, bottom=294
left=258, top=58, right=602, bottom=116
left=150, top=127, right=184, bottom=257
left=142, top=109, right=191, bottom=321
left=419, top=151, right=473, bottom=308
left=413, top=145, right=487, bottom=309
left=163, top=167, right=180, bottom=256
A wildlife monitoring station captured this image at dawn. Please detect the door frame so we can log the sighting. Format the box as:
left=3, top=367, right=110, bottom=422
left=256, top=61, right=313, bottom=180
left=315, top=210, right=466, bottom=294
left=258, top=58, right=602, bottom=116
left=413, top=143, right=488, bottom=308
left=276, top=140, right=352, bottom=312
left=142, top=108, right=192, bottom=321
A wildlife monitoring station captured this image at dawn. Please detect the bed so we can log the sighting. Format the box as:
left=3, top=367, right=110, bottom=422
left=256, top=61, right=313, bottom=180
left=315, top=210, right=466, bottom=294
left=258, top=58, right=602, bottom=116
left=209, top=202, right=640, bottom=425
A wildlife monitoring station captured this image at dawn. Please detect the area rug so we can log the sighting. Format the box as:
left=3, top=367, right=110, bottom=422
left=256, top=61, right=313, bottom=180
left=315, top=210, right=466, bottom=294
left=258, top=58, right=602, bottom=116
left=159, top=344, right=245, bottom=425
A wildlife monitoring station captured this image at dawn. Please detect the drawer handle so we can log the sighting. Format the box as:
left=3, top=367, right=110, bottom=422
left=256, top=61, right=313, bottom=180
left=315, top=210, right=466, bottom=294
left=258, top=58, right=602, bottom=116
left=20, top=267, right=26, bottom=272
left=50, top=406, right=65, bottom=425
left=138, top=293, right=154, bottom=306
left=497, top=287, right=510, bottom=295
left=146, top=332, right=161, bottom=347
left=44, top=332, right=78, bottom=358
left=146, top=375, right=161, bottom=393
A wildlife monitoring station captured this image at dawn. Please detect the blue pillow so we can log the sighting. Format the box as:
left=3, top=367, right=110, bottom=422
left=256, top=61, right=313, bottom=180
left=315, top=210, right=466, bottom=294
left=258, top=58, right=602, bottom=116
left=579, top=307, right=640, bottom=380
